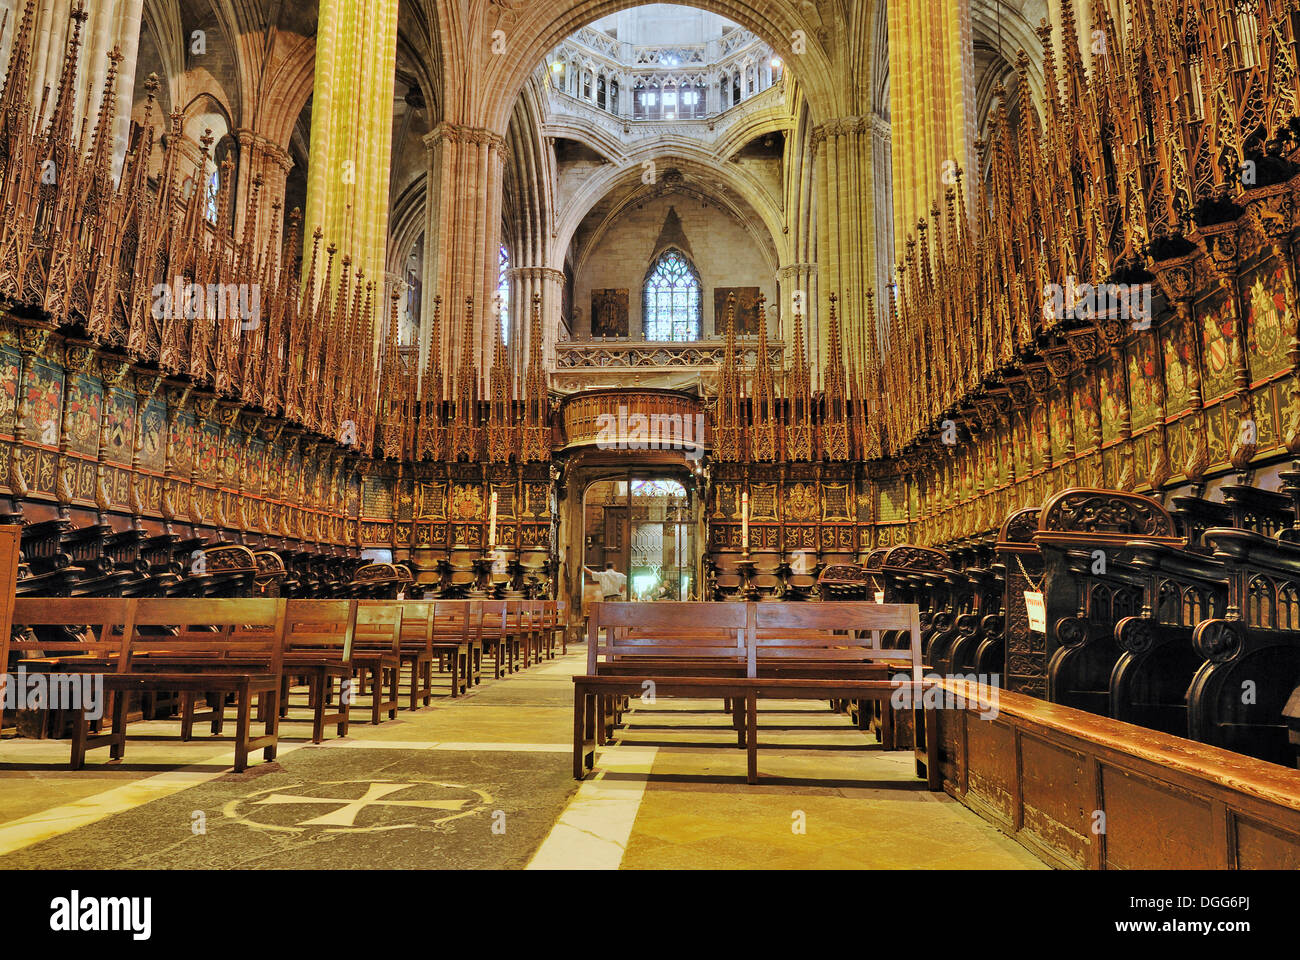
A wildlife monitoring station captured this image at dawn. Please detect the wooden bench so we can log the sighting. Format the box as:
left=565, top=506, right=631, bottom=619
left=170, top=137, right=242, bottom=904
left=398, top=600, right=475, bottom=700
left=353, top=602, right=402, bottom=723
left=9, top=598, right=289, bottom=772
left=521, top=599, right=547, bottom=667
left=453, top=600, right=485, bottom=688
left=502, top=599, right=540, bottom=669
left=477, top=599, right=541, bottom=674
left=574, top=601, right=936, bottom=786
left=393, top=600, right=437, bottom=706
left=752, top=604, right=924, bottom=750
left=115, top=599, right=354, bottom=746
left=582, top=601, right=752, bottom=741
left=280, top=599, right=357, bottom=742
left=537, top=599, right=559, bottom=660
left=586, top=603, right=920, bottom=748
left=477, top=599, right=512, bottom=677
left=9, top=598, right=133, bottom=737
left=0, top=525, right=19, bottom=720
left=547, top=598, right=568, bottom=655
left=108, top=599, right=287, bottom=770
left=8, top=597, right=344, bottom=746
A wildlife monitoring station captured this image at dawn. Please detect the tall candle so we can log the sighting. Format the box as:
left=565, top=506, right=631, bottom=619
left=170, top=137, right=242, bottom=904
left=741, top=491, right=749, bottom=550
left=488, top=491, right=498, bottom=548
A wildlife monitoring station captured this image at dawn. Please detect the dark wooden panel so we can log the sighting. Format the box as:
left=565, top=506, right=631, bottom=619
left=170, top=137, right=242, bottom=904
left=938, top=705, right=963, bottom=788
left=1234, top=816, right=1300, bottom=869
left=933, top=678, right=1300, bottom=869
left=1101, top=764, right=1218, bottom=870
left=965, top=718, right=1017, bottom=822
left=1019, top=734, right=1090, bottom=867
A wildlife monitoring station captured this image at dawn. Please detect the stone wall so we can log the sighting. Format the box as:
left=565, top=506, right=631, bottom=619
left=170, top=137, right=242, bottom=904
left=571, top=195, right=778, bottom=339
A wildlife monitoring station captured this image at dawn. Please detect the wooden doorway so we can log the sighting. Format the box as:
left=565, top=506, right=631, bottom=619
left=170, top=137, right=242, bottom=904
left=582, top=476, right=696, bottom=602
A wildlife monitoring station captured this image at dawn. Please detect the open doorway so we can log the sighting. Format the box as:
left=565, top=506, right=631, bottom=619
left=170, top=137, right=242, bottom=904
left=583, top=476, right=696, bottom=601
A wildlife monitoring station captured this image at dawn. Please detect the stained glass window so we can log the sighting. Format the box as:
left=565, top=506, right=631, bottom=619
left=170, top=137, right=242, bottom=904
left=498, top=245, right=510, bottom=345
left=643, top=250, right=701, bottom=341
left=631, top=479, right=687, bottom=498
left=204, top=168, right=219, bottom=226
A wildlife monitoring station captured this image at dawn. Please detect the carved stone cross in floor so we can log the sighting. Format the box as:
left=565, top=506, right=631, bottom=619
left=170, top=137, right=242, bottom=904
left=251, top=782, right=473, bottom=827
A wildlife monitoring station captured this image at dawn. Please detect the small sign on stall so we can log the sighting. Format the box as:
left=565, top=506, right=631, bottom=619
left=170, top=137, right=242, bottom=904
left=1024, top=591, right=1047, bottom=633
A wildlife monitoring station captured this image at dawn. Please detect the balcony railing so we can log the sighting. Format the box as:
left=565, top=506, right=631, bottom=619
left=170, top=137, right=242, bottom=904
left=555, top=338, right=784, bottom=370
left=547, top=77, right=784, bottom=128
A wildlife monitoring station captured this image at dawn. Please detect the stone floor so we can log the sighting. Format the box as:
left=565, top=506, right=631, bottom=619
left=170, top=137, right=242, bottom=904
left=0, top=649, right=1045, bottom=869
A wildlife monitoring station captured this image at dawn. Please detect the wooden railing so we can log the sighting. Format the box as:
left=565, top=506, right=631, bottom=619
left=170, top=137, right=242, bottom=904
left=932, top=678, right=1300, bottom=869
left=559, top=388, right=707, bottom=451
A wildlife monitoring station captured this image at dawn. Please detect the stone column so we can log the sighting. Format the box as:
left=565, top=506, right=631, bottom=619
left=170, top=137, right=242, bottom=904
left=777, top=262, right=818, bottom=364
left=869, top=112, right=893, bottom=342
left=304, top=0, right=400, bottom=287
left=502, top=265, right=564, bottom=377
left=1047, top=0, right=1099, bottom=75
left=422, top=122, right=508, bottom=376
left=813, top=118, right=870, bottom=382
left=887, top=0, right=976, bottom=261
left=29, top=0, right=69, bottom=116
left=513, top=266, right=565, bottom=371
left=236, top=128, right=294, bottom=250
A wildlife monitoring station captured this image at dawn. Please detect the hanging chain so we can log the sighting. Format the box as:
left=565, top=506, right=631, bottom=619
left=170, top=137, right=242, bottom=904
left=1015, top=553, right=1044, bottom=594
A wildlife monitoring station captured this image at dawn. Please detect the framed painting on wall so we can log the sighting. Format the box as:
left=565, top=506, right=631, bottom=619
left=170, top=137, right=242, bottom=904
left=591, top=289, right=629, bottom=337
left=714, top=286, right=761, bottom=335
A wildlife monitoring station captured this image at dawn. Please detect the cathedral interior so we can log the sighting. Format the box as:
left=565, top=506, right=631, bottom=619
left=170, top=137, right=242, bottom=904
left=0, top=0, right=1299, bottom=888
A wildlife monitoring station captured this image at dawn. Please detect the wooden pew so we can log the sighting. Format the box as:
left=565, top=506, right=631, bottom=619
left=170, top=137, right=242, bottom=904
left=477, top=599, right=510, bottom=678
left=457, top=600, right=486, bottom=687
left=16, top=598, right=288, bottom=771
left=538, top=599, right=560, bottom=659
left=397, top=599, right=475, bottom=702
left=997, top=506, right=1045, bottom=697
left=578, top=601, right=752, bottom=765
left=589, top=600, right=920, bottom=748
left=112, top=599, right=286, bottom=770
left=574, top=601, right=936, bottom=786
left=1034, top=489, right=1179, bottom=717
left=749, top=601, right=927, bottom=758
left=13, top=519, right=82, bottom=596
left=877, top=545, right=948, bottom=644
left=9, top=598, right=132, bottom=737
left=281, top=599, right=357, bottom=742
left=924, top=567, right=970, bottom=671
left=252, top=550, right=288, bottom=597
left=816, top=562, right=872, bottom=601
left=544, top=598, right=567, bottom=656
left=394, top=600, right=437, bottom=707
left=943, top=563, right=1005, bottom=676
left=752, top=604, right=923, bottom=749
left=484, top=599, right=536, bottom=673
left=586, top=602, right=750, bottom=667
left=0, top=525, right=19, bottom=728
left=107, top=598, right=354, bottom=744
left=503, top=599, right=539, bottom=669
left=353, top=602, right=402, bottom=723
left=707, top=554, right=746, bottom=601
left=526, top=599, right=551, bottom=663
left=1109, top=538, right=1227, bottom=737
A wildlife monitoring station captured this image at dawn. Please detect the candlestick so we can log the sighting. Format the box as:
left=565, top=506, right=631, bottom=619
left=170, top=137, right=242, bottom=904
left=741, top=491, right=749, bottom=551
left=488, top=490, right=498, bottom=549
